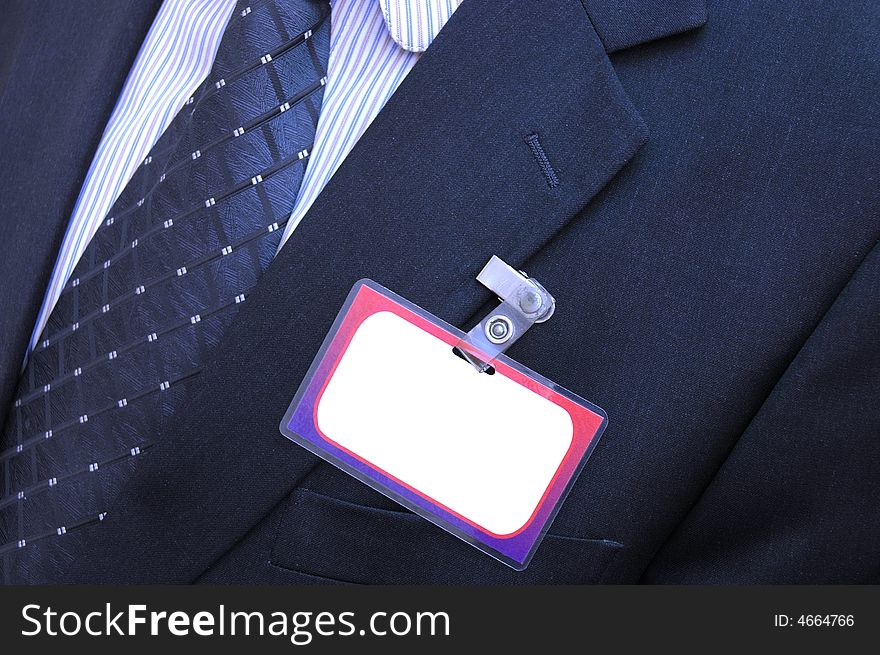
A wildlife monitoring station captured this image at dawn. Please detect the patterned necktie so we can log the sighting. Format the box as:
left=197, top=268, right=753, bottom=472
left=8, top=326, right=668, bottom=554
left=0, top=0, right=331, bottom=583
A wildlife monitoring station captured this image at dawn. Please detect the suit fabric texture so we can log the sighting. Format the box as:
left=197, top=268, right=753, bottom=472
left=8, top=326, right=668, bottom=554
left=0, top=0, right=877, bottom=584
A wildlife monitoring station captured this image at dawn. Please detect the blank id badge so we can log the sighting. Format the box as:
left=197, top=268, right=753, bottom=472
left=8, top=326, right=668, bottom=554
left=279, top=279, right=607, bottom=570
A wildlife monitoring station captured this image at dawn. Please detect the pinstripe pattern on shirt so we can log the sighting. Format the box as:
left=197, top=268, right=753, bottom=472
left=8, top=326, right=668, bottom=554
left=27, top=0, right=461, bottom=355
left=379, top=0, right=460, bottom=52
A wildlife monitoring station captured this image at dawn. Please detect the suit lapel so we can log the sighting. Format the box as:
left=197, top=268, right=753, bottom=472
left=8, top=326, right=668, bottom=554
left=0, top=0, right=163, bottom=430
left=582, top=0, right=708, bottom=52
left=65, top=0, right=705, bottom=582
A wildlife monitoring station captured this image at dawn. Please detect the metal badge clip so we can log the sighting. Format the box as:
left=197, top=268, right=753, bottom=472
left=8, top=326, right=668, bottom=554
left=454, top=255, right=555, bottom=373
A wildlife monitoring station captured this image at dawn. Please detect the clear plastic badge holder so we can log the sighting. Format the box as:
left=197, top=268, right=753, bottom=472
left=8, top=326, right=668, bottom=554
left=279, top=256, right=607, bottom=570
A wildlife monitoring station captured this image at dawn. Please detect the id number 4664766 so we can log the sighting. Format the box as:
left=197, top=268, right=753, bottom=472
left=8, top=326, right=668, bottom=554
left=773, top=614, right=854, bottom=627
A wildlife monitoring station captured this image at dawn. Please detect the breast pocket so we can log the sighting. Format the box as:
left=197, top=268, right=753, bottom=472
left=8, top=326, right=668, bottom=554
left=270, top=483, right=625, bottom=584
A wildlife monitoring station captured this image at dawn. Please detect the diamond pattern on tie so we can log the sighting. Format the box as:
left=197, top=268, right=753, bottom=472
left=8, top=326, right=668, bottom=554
left=0, top=0, right=331, bottom=583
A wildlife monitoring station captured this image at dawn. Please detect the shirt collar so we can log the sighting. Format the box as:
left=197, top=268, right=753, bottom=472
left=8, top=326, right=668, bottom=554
left=378, top=0, right=462, bottom=52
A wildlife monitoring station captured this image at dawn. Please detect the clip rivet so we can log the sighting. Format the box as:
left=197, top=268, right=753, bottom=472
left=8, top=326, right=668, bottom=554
left=485, top=316, right=513, bottom=344
left=518, top=288, right=544, bottom=314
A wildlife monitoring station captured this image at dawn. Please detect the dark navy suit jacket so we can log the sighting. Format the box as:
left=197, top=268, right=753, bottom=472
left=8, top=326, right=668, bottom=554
left=0, top=0, right=877, bottom=584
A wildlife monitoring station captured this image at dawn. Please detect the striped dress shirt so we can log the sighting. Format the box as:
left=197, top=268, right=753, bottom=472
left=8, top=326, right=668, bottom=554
left=27, top=0, right=461, bottom=356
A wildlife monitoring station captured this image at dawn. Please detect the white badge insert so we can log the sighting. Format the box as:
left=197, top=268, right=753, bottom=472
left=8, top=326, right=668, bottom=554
left=317, top=309, right=574, bottom=536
